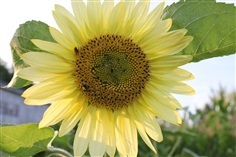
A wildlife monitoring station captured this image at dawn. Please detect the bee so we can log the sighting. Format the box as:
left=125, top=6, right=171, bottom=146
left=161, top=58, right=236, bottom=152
left=82, top=82, right=89, bottom=92
left=74, top=47, right=79, bottom=55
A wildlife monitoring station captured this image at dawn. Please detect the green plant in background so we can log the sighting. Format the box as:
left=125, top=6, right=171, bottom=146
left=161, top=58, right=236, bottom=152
left=185, top=88, right=236, bottom=157
left=0, top=59, right=13, bottom=83
left=0, top=0, right=235, bottom=156
left=136, top=88, right=236, bottom=157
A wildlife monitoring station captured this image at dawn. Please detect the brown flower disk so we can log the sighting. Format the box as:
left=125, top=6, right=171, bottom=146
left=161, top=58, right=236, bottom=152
left=74, top=34, right=150, bottom=110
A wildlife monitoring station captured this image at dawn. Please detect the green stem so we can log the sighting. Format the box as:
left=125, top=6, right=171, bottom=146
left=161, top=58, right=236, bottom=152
left=46, top=131, right=73, bottom=157
left=153, top=141, right=159, bottom=157
left=47, top=152, right=67, bottom=157
left=167, top=136, right=182, bottom=157
left=47, top=147, right=73, bottom=157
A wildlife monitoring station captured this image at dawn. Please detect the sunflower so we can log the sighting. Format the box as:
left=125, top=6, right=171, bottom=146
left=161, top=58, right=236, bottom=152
left=17, top=0, right=194, bottom=156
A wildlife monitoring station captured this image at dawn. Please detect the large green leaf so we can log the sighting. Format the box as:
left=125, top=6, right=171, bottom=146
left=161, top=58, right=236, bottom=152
left=0, top=123, right=54, bottom=156
left=163, top=0, right=236, bottom=62
left=6, top=20, right=55, bottom=88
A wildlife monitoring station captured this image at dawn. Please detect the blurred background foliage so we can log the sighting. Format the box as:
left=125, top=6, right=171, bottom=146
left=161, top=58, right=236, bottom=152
left=0, top=59, right=13, bottom=83
left=152, top=88, right=236, bottom=157
left=1, top=62, right=235, bottom=157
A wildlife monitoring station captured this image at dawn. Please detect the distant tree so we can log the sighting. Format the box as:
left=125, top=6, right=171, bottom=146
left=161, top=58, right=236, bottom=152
left=0, top=59, right=13, bottom=83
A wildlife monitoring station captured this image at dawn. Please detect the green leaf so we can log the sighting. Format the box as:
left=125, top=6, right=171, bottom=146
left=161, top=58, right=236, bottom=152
left=182, top=148, right=201, bottom=157
left=0, top=123, right=54, bottom=156
left=6, top=20, right=55, bottom=88
left=163, top=128, right=196, bottom=137
left=163, top=0, right=236, bottom=62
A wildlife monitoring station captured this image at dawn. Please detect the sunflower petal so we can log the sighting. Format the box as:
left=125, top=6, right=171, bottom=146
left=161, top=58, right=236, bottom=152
left=89, top=108, right=107, bottom=156
left=128, top=0, right=150, bottom=36
left=115, top=109, right=138, bottom=156
left=71, top=0, right=89, bottom=37
left=87, top=0, right=103, bottom=36
left=39, top=98, right=75, bottom=128
left=49, top=27, right=75, bottom=50
left=149, top=55, right=193, bottom=68
left=17, top=67, right=57, bottom=82
left=141, top=90, right=182, bottom=125
left=150, top=68, right=194, bottom=81
left=24, top=89, right=77, bottom=106
left=105, top=109, right=116, bottom=157
left=74, top=106, right=95, bottom=157
left=145, top=83, right=182, bottom=109
left=109, top=2, right=125, bottom=34
left=128, top=105, right=157, bottom=154
left=149, top=80, right=195, bottom=95
left=31, top=39, right=75, bottom=61
left=59, top=98, right=86, bottom=136
left=22, top=52, right=73, bottom=73
left=135, top=18, right=172, bottom=44
left=53, top=5, right=81, bottom=46
left=22, top=77, right=75, bottom=99
left=102, top=0, right=114, bottom=30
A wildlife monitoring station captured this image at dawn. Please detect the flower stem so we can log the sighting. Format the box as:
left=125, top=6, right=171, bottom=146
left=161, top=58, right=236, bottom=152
left=47, top=147, right=73, bottom=157
left=46, top=131, right=73, bottom=157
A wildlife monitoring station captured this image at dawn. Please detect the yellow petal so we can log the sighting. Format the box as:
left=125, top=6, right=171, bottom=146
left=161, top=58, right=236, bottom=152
left=146, top=36, right=193, bottom=59
left=115, top=109, right=138, bottom=156
left=135, top=18, right=172, bottom=44
left=24, top=89, right=77, bottom=106
left=22, top=52, right=73, bottom=73
left=149, top=79, right=195, bottom=95
left=105, top=109, right=116, bottom=157
left=74, top=106, right=96, bottom=157
left=102, top=0, right=114, bottom=31
left=49, top=27, right=75, bottom=50
left=128, top=1, right=150, bottom=37
left=87, top=0, right=103, bottom=36
left=132, top=2, right=165, bottom=40
left=145, top=83, right=182, bottom=109
left=39, top=98, right=76, bottom=128
left=149, top=55, right=193, bottom=68
left=71, top=0, right=89, bottom=36
left=109, top=2, right=125, bottom=34
left=150, top=68, right=194, bottom=81
left=89, top=108, right=107, bottom=157
left=59, top=98, right=86, bottom=136
left=53, top=5, right=85, bottom=47
left=123, top=0, right=135, bottom=26
left=141, top=90, right=182, bottom=125
left=129, top=104, right=163, bottom=142
left=139, top=108, right=162, bottom=142
left=17, top=67, right=57, bottom=82
left=31, top=39, right=75, bottom=61
left=113, top=2, right=131, bottom=35
left=22, top=77, right=75, bottom=99
left=128, top=105, right=157, bottom=154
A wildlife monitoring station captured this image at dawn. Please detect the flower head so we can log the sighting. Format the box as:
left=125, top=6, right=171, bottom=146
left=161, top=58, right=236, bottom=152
left=17, top=0, right=194, bottom=156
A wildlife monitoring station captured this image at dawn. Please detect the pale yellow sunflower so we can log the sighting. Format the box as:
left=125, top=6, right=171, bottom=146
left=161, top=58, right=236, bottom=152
left=17, top=0, right=194, bottom=156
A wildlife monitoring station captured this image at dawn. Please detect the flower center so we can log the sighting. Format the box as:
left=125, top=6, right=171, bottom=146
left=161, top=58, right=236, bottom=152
left=74, top=34, right=149, bottom=110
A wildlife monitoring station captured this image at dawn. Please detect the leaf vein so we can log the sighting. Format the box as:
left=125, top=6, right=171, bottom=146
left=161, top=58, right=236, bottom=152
left=194, top=15, right=220, bottom=54
left=216, top=28, right=236, bottom=49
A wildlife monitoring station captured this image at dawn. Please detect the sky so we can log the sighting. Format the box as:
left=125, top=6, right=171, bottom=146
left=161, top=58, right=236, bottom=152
left=0, top=0, right=235, bottom=113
